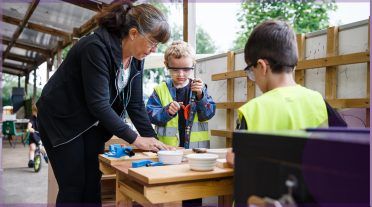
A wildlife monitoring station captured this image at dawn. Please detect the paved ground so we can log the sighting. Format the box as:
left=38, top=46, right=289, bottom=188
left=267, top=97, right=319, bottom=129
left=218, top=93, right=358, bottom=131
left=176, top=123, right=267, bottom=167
left=1, top=138, right=48, bottom=205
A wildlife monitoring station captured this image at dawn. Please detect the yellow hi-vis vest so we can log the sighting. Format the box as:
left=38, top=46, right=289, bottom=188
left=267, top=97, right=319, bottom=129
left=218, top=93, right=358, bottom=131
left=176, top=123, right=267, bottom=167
left=238, top=85, right=328, bottom=131
left=154, top=82, right=210, bottom=147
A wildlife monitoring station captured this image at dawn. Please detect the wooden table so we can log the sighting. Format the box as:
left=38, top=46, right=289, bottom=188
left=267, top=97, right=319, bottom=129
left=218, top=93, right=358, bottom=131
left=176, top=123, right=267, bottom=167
left=99, top=152, right=158, bottom=174
left=113, top=163, right=234, bottom=207
left=99, top=152, right=158, bottom=201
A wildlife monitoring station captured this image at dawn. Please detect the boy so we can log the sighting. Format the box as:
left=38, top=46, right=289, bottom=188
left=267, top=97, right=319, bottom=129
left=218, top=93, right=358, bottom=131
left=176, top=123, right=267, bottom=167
left=146, top=40, right=216, bottom=149
left=227, top=20, right=346, bottom=166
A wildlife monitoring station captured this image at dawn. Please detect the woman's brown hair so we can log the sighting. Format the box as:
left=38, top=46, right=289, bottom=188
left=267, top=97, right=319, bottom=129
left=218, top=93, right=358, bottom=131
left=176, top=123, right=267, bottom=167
left=96, top=0, right=170, bottom=43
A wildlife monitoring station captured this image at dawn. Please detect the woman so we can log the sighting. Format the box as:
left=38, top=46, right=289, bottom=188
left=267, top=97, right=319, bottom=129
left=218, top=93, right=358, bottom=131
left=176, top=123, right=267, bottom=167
left=36, top=0, right=171, bottom=205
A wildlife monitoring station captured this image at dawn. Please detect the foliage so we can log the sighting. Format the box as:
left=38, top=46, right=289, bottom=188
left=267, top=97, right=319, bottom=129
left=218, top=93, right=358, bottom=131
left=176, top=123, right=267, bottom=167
left=196, top=26, right=217, bottom=54
left=232, top=0, right=337, bottom=50
left=1, top=74, right=41, bottom=108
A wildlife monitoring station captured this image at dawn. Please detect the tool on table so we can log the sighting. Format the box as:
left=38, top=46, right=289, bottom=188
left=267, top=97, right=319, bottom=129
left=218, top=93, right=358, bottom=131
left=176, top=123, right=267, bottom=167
left=104, top=144, right=135, bottom=158
left=192, top=148, right=207, bottom=153
left=131, top=160, right=164, bottom=168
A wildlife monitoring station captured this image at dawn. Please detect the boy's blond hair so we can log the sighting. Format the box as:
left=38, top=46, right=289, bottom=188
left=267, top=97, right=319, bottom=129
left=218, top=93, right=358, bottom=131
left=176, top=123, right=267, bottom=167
left=164, top=40, right=196, bottom=67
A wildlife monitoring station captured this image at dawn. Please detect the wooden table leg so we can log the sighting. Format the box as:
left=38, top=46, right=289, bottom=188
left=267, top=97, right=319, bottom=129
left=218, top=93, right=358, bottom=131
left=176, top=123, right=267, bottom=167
left=116, top=173, right=132, bottom=207
left=218, top=195, right=233, bottom=207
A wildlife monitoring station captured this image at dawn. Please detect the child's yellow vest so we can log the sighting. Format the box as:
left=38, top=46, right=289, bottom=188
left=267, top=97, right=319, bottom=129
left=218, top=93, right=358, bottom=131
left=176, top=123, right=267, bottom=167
left=238, top=85, right=328, bottom=131
left=154, top=82, right=209, bottom=146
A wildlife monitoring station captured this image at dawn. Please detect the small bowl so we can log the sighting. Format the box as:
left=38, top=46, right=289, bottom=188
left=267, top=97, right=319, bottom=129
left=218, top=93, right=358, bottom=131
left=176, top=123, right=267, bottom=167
left=157, top=150, right=183, bottom=165
left=206, top=148, right=228, bottom=159
left=186, top=153, right=218, bottom=171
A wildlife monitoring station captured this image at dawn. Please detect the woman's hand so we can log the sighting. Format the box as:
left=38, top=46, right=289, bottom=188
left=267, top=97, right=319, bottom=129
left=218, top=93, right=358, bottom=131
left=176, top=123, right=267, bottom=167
left=167, top=101, right=181, bottom=116
left=191, top=78, right=204, bottom=100
left=226, top=148, right=235, bottom=167
left=132, top=136, right=174, bottom=151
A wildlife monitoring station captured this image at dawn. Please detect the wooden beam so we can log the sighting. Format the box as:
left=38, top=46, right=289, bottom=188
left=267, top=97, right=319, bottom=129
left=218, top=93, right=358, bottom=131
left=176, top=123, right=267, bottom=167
left=325, top=26, right=338, bottom=100
left=2, top=38, right=49, bottom=55
left=3, top=0, right=40, bottom=60
left=216, top=102, right=245, bottom=109
left=3, top=62, right=28, bottom=70
left=61, top=0, right=104, bottom=12
left=2, top=67, right=26, bottom=76
left=296, top=52, right=369, bottom=70
left=2, top=14, right=70, bottom=37
left=295, top=33, right=305, bottom=85
left=326, top=98, right=370, bottom=109
left=211, top=130, right=232, bottom=139
left=211, top=52, right=370, bottom=82
left=212, top=70, right=245, bottom=81
left=6, top=53, right=36, bottom=64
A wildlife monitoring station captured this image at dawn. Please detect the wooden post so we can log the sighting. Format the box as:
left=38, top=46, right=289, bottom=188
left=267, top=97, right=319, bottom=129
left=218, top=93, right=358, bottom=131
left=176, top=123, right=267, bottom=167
left=46, top=57, right=53, bottom=80
left=57, top=41, right=63, bottom=67
left=24, top=74, right=29, bottom=95
left=226, top=51, right=235, bottom=147
left=183, top=0, right=188, bottom=42
left=295, top=33, right=305, bottom=86
left=247, top=79, right=255, bottom=101
left=33, top=69, right=37, bottom=99
left=325, top=26, right=339, bottom=101
left=18, top=76, right=21, bottom=88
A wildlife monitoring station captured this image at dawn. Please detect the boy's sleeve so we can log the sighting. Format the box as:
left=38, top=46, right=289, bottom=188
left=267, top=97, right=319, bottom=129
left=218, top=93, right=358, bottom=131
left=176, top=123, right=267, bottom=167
left=146, top=90, right=176, bottom=126
left=195, top=84, right=216, bottom=122
left=236, top=117, right=248, bottom=130
left=325, top=100, right=348, bottom=127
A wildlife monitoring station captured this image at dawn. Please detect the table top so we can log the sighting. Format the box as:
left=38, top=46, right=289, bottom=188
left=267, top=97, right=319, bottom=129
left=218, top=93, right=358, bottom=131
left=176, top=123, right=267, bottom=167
left=99, top=152, right=158, bottom=165
left=113, top=163, right=234, bottom=185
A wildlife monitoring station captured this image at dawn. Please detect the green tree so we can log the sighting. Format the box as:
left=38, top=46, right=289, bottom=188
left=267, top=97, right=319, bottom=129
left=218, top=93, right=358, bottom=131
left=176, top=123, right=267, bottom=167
left=196, top=26, right=217, bottom=54
left=233, top=0, right=337, bottom=50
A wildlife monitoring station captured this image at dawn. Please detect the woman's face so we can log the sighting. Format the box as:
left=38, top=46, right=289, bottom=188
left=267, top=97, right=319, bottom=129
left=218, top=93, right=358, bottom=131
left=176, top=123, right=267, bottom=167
left=167, top=56, right=194, bottom=86
left=132, top=33, right=158, bottom=60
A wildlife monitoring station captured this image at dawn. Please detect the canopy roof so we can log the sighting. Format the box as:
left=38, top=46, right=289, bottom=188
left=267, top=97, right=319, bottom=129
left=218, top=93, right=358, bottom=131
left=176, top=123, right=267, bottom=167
left=1, top=0, right=117, bottom=76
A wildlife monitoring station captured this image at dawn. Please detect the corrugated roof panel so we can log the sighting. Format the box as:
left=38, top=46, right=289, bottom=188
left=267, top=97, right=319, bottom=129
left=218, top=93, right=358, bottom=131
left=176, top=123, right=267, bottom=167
left=4, top=59, right=27, bottom=66
left=9, top=47, right=38, bottom=59
left=0, top=22, right=18, bottom=38
left=30, top=2, right=96, bottom=33
left=2, top=1, right=32, bottom=19
left=18, top=27, right=60, bottom=50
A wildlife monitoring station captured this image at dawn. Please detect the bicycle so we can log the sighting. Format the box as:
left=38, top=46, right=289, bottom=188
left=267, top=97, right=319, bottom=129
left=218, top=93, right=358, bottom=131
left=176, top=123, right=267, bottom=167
left=34, top=140, right=46, bottom=172
left=27, top=131, right=48, bottom=173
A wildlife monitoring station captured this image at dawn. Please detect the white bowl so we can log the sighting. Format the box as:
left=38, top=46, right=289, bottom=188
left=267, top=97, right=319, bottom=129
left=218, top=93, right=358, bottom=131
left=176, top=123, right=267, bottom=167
left=186, top=153, right=218, bottom=171
left=157, top=150, right=183, bottom=165
left=206, top=148, right=228, bottom=159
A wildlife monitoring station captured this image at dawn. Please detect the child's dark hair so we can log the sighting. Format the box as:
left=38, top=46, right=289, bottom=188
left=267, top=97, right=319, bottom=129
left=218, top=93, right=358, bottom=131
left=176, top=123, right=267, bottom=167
left=96, top=0, right=170, bottom=44
left=244, top=20, right=298, bottom=73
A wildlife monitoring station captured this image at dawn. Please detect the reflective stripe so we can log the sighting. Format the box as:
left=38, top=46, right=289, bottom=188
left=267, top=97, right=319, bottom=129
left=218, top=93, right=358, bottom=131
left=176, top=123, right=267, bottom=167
left=156, top=122, right=207, bottom=136
left=156, top=126, right=177, bottom=137
left=191, top=122, right=208, bottom=132
left=189, top=140, right=210, bottom=149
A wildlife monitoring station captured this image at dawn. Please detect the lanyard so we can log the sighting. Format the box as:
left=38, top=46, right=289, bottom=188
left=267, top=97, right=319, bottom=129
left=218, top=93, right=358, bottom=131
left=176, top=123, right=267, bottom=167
left=120, top=62, right=130, bottom=122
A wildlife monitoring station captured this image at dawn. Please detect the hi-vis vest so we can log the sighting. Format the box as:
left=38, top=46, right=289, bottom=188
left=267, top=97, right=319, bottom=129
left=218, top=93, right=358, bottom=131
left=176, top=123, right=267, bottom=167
left=154, top=82, right=209, bottom=147
left=238, top=85, right=328, bottom=131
